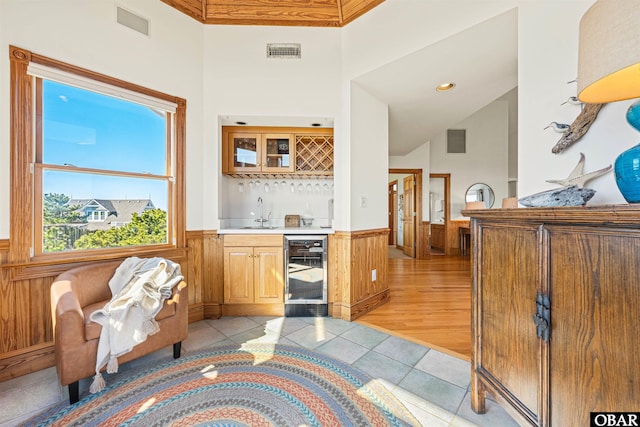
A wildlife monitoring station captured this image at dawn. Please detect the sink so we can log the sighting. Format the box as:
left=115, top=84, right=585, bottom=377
left=241, top=226, right=277, bottom=230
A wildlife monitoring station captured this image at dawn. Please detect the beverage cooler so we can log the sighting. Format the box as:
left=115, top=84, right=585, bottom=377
left=284, top=235, right=328, bottom=317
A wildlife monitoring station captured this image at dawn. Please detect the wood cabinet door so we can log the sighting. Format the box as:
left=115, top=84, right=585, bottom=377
left=228, top=133, right=261, bottom=172
left=223, top=246, right=254, bottom=303
left=254, top=246, right=284, bottom=303
left=473, top=222, right=542, bottom=424
left=547, top=227, right=640, bottom=426
left=262, top=134, right=294, bottom=173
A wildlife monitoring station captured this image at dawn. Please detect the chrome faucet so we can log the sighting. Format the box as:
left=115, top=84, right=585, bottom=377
left=254, top=197, right=272, bottom=227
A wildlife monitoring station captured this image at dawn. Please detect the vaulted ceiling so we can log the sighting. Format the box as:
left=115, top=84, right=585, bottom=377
left=161, top=1, right=518, bottom=157
left=161, top=0, right=385, bottom=27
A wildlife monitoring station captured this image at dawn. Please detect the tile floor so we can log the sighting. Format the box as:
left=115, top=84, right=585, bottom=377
left=0, top=316, right=518, bottom=426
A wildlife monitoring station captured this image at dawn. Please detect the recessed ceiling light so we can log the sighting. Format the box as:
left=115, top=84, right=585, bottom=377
left=235, top=121, right=247, bottom=125
left=436, top=83, right=456, bottom=92
left=311, top=123, right=322, bottom=127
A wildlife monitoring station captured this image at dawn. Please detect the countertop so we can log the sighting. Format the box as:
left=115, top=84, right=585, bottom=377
left=218, top=226, right=334, bottom=235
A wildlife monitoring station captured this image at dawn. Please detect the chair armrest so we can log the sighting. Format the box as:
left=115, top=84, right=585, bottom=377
left=50, top=278, right=86, bottom=346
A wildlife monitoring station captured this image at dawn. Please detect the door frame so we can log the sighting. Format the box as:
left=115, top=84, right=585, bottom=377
left=388, top=180, right=398, bottom=246
left=389, top=168, right=423, bottom=259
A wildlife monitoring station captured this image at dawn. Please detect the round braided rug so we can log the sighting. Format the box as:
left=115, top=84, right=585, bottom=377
left=30, top=344, right=417, bottom=426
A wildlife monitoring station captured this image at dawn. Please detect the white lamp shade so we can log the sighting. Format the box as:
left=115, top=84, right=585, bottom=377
left=577, top=0, right=640, bottom=103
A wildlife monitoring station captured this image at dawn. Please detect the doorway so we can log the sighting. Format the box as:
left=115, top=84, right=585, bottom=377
left=402, top=175, right=416, bottom=257
left=388, top=180, right=398, bottom=246
left=388, top=168, right=424, bottom=259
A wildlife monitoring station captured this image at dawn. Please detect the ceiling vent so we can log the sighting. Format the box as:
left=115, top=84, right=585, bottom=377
left=266, top=43, right=302, bottom=59
left=447, top=129, right=466, bottom=154
left=116, top=6, right=150, bottom=36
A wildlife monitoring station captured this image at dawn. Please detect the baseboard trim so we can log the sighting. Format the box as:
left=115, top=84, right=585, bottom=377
left=332, top=289, right=390, bottom=321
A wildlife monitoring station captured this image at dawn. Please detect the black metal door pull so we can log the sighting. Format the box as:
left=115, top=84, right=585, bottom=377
left=533, top=292, right=550, bottom=342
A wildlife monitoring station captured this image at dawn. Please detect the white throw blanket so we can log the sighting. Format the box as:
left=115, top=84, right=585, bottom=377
left=88, top=257, right=183, bottom=393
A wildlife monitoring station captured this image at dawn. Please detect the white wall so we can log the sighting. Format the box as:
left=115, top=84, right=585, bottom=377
left=0, top=0, right=204, bottom=237
left=201, top=25, right=342, bottom=231
left=349, top=82, right=389, bottom=230
left=431, top=100, right=509, bottom=218
left=343, top=0, right=636, bottom=221
left=0, top=0, right=7, bottom=239
left=341, top=0, right=518, bottom=82
left=517, top=0, right=629, bottom=205
left=2, top=0, right=634, bottom=240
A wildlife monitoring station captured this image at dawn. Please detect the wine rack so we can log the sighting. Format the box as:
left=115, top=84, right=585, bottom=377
left=295, top=135, right=334, bottom=175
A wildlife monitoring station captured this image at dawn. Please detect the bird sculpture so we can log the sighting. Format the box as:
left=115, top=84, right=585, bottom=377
left=544, top=122, right=570, bottom=133
left=561, top=96, right=583, bottom=107
left=546, top=152, right=611, bottom=189
left=551, top=103, right=605, bottom=154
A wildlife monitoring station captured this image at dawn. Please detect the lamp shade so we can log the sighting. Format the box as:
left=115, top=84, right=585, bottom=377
left=577, top=0, right=640, bottom=103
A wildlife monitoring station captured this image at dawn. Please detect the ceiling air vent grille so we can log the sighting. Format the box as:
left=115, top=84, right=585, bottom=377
left=116, top=6, right=150, bottom=36
left=447, top=129, right=466, bottom=154
left=266, top=43, right=302, bottom=59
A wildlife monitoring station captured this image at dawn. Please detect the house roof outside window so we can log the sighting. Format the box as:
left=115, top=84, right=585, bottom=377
left=68, top=199, right=155, bottom=231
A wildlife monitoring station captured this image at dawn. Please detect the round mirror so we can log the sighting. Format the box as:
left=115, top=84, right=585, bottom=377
left=465, top=183, right=495, bottom=208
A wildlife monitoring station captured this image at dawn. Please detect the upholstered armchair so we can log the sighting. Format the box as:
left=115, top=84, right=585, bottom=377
left=50, top=260, right=188, bottom=404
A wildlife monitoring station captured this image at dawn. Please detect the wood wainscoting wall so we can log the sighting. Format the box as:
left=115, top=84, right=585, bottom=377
left=329, top=229, right=390, bottom=321
left=0, top=234, right=206, bottom=382
left=0, top=228, right=389, bottom=381
left=185, top=230, right=224, bottom=322
left=418, top=221, right=430, bottom=258
left=448, top=219, right=470, bottom=255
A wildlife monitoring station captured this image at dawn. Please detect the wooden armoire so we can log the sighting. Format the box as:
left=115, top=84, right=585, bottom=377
left=466, top=206, right=640, bottom=426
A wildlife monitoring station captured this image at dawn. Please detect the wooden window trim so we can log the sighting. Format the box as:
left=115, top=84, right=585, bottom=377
left=8, top=45, right=186, bottom=265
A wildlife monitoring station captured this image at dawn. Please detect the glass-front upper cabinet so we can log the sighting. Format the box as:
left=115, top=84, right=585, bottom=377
left=224, top=130, right=294, bottom=174
left=262, top=134, right=294, bottom=173
left=230, top=133, right=260, bottom=172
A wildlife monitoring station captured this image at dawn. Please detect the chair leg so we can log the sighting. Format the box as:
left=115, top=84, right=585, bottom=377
left=68, top=381, right=79, bottom=404
left=173, top=342, right=182, bottom=359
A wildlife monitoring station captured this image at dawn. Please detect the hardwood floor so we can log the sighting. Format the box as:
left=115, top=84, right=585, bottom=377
left=356, top=255, right=472, bottom=361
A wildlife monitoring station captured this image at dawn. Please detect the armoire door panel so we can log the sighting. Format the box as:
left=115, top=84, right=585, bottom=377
left=478, top=224, right=541, bottom=419
left=548, top=227, right=640, bottom=426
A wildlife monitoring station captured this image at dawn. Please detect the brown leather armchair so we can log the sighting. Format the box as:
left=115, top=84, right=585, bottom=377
left=50, top=260, right=188, bottom=404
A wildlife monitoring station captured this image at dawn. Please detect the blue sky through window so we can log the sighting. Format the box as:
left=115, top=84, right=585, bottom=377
left=42, top=80, right=169, bottom=210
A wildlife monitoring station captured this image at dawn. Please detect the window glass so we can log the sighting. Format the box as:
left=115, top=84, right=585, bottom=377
left=41, top=169, right=169, bottom=253
left=38, top=80, right=172, bottom=254
left=42, top=80, right=167, bottom=175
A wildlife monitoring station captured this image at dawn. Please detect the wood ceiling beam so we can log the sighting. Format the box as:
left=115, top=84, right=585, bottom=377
left=340, top=0, right=385, bottom=26
left=161, top=0, right=384, bottom=27
left=162, top=0, right=206, bottom=23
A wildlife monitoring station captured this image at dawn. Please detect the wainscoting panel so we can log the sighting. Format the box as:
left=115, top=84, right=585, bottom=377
left=0, top=234, right=202, bottom=382
left=418, top=221, right=430, bottom=259
left=449, top=219, right=470, bottom=255
left=202, top=231, right=224, bottom=319
left=0, top=228, right=387, bottom=380
left=330, top=229, right=390, bottom=321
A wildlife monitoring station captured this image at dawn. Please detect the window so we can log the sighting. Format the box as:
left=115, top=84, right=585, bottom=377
left=9, top=46, right=186, bottom=260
